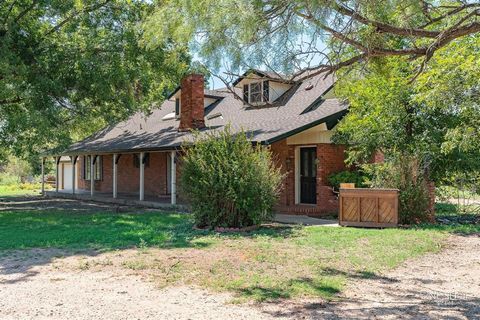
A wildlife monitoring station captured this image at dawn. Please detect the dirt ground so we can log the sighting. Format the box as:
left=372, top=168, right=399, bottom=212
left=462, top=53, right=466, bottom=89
left=0, top=197, right=479, bottom=319
left=0, top=237, right=478, bottom=319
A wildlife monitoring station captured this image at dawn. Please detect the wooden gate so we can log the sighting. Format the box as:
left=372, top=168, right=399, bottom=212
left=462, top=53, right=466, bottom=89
left=339, top=188, right=399, bottom=228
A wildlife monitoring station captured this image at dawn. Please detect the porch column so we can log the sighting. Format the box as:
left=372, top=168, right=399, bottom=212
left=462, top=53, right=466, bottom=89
left=139, top=152, right=145, bottom=201
left=170, top=150, right=176, bottom=205
left=113, top=154, right=118, bottom=199
left=55, top=156, right=59, bottom=193
left=41, top=157, right=45, bottom=195
left=90, top=155, right=95, bottom=196
left=71, top=156, right=76, bottom=195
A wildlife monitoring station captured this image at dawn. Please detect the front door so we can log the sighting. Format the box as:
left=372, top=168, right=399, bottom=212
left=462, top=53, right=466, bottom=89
left=300, top=147, right=317, bottom=204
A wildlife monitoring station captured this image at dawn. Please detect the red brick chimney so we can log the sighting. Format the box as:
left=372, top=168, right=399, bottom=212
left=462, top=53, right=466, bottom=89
left=178, top=74, right=205, bottom=131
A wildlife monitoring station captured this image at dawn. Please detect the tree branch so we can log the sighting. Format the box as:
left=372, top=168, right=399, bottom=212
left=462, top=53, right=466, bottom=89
left=12, top=0, right=37, bottom=24
left=332, top=2, right=441, bottom=38
left=0, top=97, right=23, bottom=105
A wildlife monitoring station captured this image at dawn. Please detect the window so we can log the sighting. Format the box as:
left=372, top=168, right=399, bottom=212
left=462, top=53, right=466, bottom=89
left=83, top=155, right=102, bottom=180
left=133, top=153, right=150, bottom=168
left=249, top=82, right=262, bottom=103
left=243, top=81, right=270, bottom=104
left=175, top=98, right=180, bottom=118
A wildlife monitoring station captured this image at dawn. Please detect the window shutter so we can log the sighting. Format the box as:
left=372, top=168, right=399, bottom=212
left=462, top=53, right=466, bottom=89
left=243, top=84, right=249, bottom=103
left=175, top=98, right=180, bottom=117
left=96, top=156, right=103, bottom=180
left=133, top=154, right=139, bottom=168
left=263, top=80, right=269, bottom=102
left=144, top=153, right=150, bottom=167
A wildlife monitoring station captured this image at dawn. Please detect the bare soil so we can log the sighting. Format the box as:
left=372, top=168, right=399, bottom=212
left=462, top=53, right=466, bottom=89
left=0, top=235, right=478, bottom=319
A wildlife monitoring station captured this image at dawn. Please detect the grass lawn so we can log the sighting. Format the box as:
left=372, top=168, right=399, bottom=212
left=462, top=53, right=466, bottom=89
left=3, top=197, right=477, bottom=302
left=0, top=185, right=45, bottom=197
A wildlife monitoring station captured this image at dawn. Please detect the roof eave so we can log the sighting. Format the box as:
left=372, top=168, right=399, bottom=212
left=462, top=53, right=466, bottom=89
left=261, top=109, right=348, bottom=145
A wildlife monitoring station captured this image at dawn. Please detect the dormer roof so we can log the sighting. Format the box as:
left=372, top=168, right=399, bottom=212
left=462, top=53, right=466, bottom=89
left=232, top=69, right=295, bottom=87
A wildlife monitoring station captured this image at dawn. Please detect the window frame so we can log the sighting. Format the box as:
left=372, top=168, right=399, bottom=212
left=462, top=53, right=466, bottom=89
left=83, top=155, right=103, bottom=181
left=246, top=81, right=270, bottom=104
left=175, top=98, right=180, bottom=119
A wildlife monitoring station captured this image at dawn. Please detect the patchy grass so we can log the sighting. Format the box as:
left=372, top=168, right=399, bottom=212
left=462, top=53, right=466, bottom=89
left=130, top=226, right=446, bottom=302
left=2, top=196, right=474, bottom=302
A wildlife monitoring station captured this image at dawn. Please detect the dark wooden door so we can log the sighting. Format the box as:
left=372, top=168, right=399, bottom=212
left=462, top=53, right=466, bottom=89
left=300, top=147, right=317, bottom=204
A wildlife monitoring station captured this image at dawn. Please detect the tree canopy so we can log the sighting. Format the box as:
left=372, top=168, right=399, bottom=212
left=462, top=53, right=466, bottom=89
left=145, top=0, right=480, bottom=82
left=333, top=34, right=480, bottom=179
left=0, top=0, right=190, bottom=163
left=145, top=0, right=480, bottom=180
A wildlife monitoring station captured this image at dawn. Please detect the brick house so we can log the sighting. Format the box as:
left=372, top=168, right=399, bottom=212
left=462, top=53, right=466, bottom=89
left=45, top=71, right=351, bottom=216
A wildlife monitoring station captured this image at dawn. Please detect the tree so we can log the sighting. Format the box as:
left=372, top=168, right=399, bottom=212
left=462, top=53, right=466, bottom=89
left=181, top=127, right=283, bottom=228
left=331, top=35, right=479, bottom=222
left=333, top=34, right=480, bottom=180
left=0, top=0, right=190, bottom=163
left=144, top=0, right=480, bottom=83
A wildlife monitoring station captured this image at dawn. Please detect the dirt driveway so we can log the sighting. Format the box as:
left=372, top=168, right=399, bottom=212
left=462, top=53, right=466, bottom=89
left=0, top=237, right=478, bottom=319
left=0, top=197, right=479, bottom=319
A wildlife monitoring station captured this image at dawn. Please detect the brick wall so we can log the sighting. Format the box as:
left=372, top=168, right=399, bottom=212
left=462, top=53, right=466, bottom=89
left=77, top=152, right=169, bottom=197
left=316, top=144, right=346, bottom=214
left=179, top=74, right=205, bottom=131
left=271, top=140, right=346, bottom=216
left=270, top=140, right=295, bottom=207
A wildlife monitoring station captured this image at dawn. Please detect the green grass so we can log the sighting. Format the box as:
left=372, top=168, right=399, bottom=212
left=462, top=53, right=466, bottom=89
left=1, top=193, right=477, bottom=302
left=0, top=210, right=196, bottom=250
left=0, top=206, right=453, bottom=302
left=0, top=184, right=41, bottom=197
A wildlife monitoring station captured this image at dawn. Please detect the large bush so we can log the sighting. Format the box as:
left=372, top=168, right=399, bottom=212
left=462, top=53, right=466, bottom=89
left=181, top=127, right=283, bottom=228
left=328, top=170, right=368, bottom=190
left=363, top=154, right=432, bottom=224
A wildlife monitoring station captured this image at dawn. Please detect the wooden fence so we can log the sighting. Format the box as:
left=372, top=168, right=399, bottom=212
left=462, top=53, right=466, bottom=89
left=339, top=188, right=399, bottom=228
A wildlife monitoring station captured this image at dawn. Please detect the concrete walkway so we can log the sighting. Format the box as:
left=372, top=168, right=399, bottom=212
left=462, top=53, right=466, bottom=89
left=274, top=214, right=339, bottom=226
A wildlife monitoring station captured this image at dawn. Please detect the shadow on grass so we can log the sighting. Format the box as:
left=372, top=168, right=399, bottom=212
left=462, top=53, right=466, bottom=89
left=260, top=268, right=480, bottom=319
left=0, top=195, right=299, bottom=284
left=236, top=277, right=341, bottom=302
left=413, top=223, right=480, bottom=235
left=321, top=267, right=399, bottom=283
left=204, top=224, right=298, bottom=240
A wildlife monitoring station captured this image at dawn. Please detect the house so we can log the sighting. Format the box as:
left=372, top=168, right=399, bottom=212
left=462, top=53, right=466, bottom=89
left=44, top=70, right=353, bottom=216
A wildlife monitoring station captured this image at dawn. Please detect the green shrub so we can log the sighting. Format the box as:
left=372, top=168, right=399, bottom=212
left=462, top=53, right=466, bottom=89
left=362, top=155, right=432, bottom=224
left=181, top=126, right=283, bottom=228
left=328, top=170, right=367, bottom=190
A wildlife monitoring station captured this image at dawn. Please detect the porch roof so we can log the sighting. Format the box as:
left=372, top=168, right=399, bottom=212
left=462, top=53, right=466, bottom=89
left=52, top=72, right=348, bottom=156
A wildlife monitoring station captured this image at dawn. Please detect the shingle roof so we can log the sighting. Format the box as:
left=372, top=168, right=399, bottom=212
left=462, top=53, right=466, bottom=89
left=59, top=72, right=347, bottom=155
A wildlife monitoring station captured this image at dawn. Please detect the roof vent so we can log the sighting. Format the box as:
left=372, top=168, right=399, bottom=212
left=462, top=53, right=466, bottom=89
left=305, top=83, right=314, bottom=91
left=206, top=112, right=223, bottom=120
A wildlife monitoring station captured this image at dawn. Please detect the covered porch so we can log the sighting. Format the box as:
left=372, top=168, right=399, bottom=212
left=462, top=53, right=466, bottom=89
left=42, top=150, right=183, bottom=209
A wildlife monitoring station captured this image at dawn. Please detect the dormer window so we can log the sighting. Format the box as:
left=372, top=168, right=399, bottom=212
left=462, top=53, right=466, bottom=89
left=175, top=98, right=180, bottom=119
left=243, top=81, right=269, bottom=104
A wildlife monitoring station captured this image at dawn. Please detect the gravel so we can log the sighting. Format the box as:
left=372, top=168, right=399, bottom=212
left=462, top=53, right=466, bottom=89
left=1, top=230, right=478, bottom=319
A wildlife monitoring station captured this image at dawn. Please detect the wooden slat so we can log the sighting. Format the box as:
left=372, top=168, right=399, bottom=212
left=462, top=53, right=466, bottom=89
left=339, top=188, right=399, bottom=228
